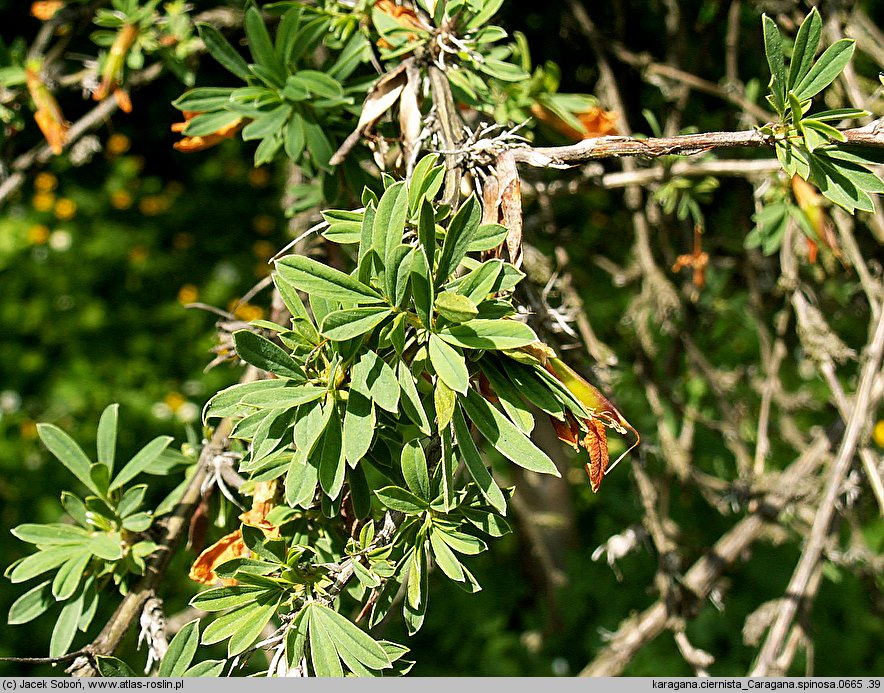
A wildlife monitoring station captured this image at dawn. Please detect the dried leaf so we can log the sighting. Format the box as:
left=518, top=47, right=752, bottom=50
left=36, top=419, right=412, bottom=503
left=582, top=418, right=609, bottom=493
left=329, top=60, right=411, bottom=166
left=188, top=530, right=245, bottom=586
left=399, top=60, right=422, bottom=171
left=550, top=413, right=580, bottom=451
left=188, top=481, right=279, bottom=585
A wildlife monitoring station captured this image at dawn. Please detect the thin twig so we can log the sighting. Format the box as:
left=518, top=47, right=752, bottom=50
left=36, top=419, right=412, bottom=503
left=580, top=435, right=830, bottom=677
left=511, top=127, right=883, bottom=168
left=749, top=307, right=884, bottom=675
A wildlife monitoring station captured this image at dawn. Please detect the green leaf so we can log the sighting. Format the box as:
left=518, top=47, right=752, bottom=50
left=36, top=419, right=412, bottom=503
left=411, top=248, right=434, bottom=328
left=276, top=255, right=384, bottom=304
left=109, top=436, right=173, bottom=492
left=374, top=486, right=429, bottom=514
left=465, top=0, right=505, bottom=29
left=285, top=451, right=319, bottom=508
left=12, top=523, right=89, bottom=545
left=320, top=307, right=392, bottom=341
left=477, top=58, right=529, bottom=82
left=397, top=361, right=432, bottom=434
left=241, top=104, right=292, bottom=141
left=197, top=23, right=251, bottom=81
left=88, top=533, right=124, bottom=561
left=373, top=181, right=409, bottom=268
left=308, top=605, right=344, bottom=677
left=95, top=656, right=137, bottom=677
left=429, top=334, right=469, bottom=395
left=182, top=110, right=242, bottom=137
left=49, top=588, right=84, bottom=657
left=233, top=330, right=306, bottom=380
left=479, top=360, right=534, bottom=433
left=453, top=405, right=507, bottom=514
left=6, top=546, right=72, bottom=583
left=184, top=660, right=226, bottom=677
left=408, top=155, right=443, bottom=214
left=285, top=609, right=309, bottom=671
left=96, top=403, right=118, bottom=472
left=37, top=424, right=97, bottom=494
left=434, top=379, right=456, bottom=431
left=293, top=70, right=344, bottom=99
left=793, top=39, right=855, bottom=101
left=435, top=527, right=488, bottom=555
left=311, top=604, right=392, bottom=671
left=429, top=529, right=465, bottom=581
left=343, top=391, right=375, bottom=467
left=460, top=388, right=559, bottom=476
left=8, top=580, right=53, bottom=625
left=788, top=7, right=822, bottom=90
left=318, top=412, right=346, bottom=499
left=434, top=291, right=479, bottom=323
left=228, top=596, right=280, bottom=656
left=240, top=384, right=326, bottom=410
left=245, top=6, right=286, bottom=85
left=762, top=14, right=786, bottom=113
left=466, top=223, right=508, bottom=252
left=284, top=111, right=306, bottom=160
left=158, top=619, right=200, bottom=677
left=52, top=551, right=90, bottom=600
left=438, top=319, right=537, bottom=350
left=203, top=379, right=288, bottom=421
left=303, top=118, right=334, bottom=171
left=190, top=585, right=267, bottom=612
left=173, top=87, right=236, bottom=113
left=418, top=198, right=437, bottom=266
left=436, top=196, right=481, bottom=285
left=350, top=351, right=400, bottom=413
left=454, top=259, right=503, bottom=304
left=401, top=439, right=430, bottom=500
left=385, top=245, right=414, bottom=307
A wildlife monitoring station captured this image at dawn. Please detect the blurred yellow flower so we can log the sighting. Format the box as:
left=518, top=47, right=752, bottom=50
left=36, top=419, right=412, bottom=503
left=34, top=172, right=57, bottom=192
left=30, top=1, right=64, bottom=21
left=873, top=420, right=884, bottom=448
left=20, top=420, right=38, bottom=440
left=107, top=133, right=130, bottom=155
left=139, top=195, right=169, bottom=215
left=110, top=190, right=133, bottom=210
left=164, top=391, right=186, bottom=412
left=33, top=192, right=55, bottom=212
left=248, top=167, right=270, bottom=188
left=54, top=197, right=76, bottom=220
left=173, top=232, right=194, bottom=250
left=252, top=240, right=274, bottom=260
left=177, top=284, right=199, bottom=304
left=27, top=224, right=50, bottom=244
left=252, top=214, right=275, bottom=235
left=128, top=245, right=148, bottom=263
left=234, top=303, right=264, bottom=321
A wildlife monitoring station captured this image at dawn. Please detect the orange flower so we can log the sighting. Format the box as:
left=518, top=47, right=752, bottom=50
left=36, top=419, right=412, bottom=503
left=171, top=111, right=244, bottom=153
left=30, top=1, right=64, bottom=21
left=530, top=103, right=618, bottom=141
left=25, top=62, right=68, bottom=155
left=94, top=24, right=139, bottom=107
left=374, top=0, right=426, bottom=49
left=790, top=175, right=839, bottom=264
left=539, top=354, right=638, bottom=493
left=189, top=481, right=280, bottom=585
